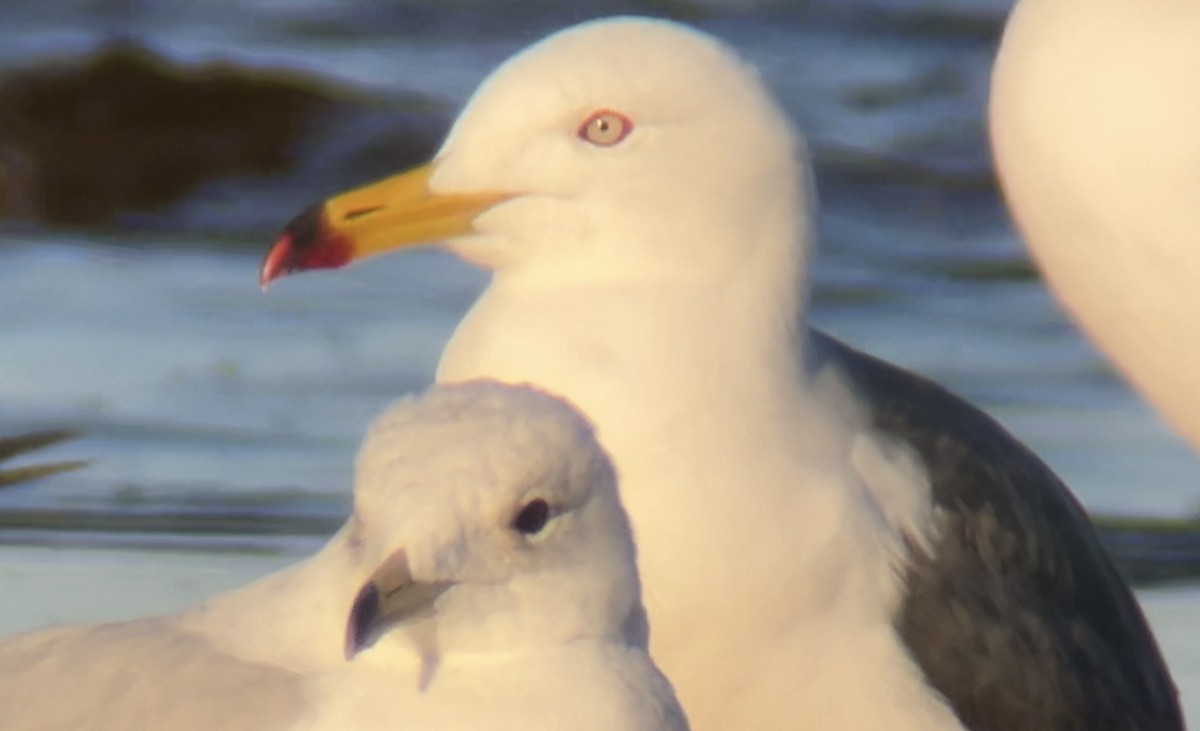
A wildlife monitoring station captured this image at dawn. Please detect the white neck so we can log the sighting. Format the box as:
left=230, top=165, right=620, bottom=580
left=433, top=259, right=953, bottom=727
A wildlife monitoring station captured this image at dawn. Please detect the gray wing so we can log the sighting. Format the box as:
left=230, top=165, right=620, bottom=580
left=0, top=618, right=305, bottom=731
left=810, top=329, right=1185, bottom=731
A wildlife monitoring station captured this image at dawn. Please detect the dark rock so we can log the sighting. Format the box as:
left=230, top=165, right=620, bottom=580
left=0, top=40, right=448, bottom=235
left=0, top=430, right=87, bottom=489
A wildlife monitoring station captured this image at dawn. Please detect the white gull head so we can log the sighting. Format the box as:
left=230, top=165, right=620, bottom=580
left=431, top=16, right=814, bottom=307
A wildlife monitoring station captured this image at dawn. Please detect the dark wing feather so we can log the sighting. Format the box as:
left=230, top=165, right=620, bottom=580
left=811, top=328, right=1184, bottom=731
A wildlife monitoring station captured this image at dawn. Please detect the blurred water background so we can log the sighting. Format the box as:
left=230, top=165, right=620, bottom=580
left=0, top=0, right=1196, bottom=722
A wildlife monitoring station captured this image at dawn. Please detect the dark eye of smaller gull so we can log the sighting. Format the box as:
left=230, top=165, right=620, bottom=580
left=512, top=498, right=551, bottom=536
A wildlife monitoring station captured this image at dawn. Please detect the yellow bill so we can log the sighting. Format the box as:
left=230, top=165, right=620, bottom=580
left=260, top=162, right=511, bottom=288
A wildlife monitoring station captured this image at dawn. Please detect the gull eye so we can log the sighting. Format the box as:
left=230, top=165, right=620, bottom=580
left=578, top=110, right=633, bottom=147
left=511, top=498, right=551, bottom=536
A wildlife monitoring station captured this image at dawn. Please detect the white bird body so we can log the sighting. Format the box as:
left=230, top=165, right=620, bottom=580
left=0, top=384, right=688, bottom=731
left=991, top=0, right=1200, bottom=448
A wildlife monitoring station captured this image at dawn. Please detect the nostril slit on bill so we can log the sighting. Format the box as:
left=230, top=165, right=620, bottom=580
left=344, top=206, right=383, bottom=221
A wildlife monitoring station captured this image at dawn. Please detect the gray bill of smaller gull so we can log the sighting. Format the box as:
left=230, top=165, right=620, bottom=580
left=991, top=0, right=1200, bottom=450
left=260, top=16, right=1183, bottom=731
left=0, top=381, right=689, bottom=731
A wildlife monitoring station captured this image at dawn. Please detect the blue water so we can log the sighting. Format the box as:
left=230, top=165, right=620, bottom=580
left=3, top=232, right=1195, bottom=518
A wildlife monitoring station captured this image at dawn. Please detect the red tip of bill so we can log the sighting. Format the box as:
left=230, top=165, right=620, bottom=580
left=259, top=204, right=353, bottom=291
left=259, top=234, right=294, bottom=291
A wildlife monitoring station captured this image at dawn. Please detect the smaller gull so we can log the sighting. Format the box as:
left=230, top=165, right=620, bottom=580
left=0, top=381, right=688, bottom=731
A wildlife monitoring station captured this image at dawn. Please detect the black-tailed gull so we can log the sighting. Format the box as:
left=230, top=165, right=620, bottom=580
left=0, top=382, right=688, bottom=730
left=261, top=16, right=1183, bottom=730
left=991, top=0, right=1200, bottom=452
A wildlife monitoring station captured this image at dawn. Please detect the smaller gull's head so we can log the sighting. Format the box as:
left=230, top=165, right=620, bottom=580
left=262, top=16, right=812, bottom=291
left=342, top=381, right=645, bottom=660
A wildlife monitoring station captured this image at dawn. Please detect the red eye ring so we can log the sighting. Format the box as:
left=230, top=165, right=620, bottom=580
left=577, top=109, right=633, bottom=147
